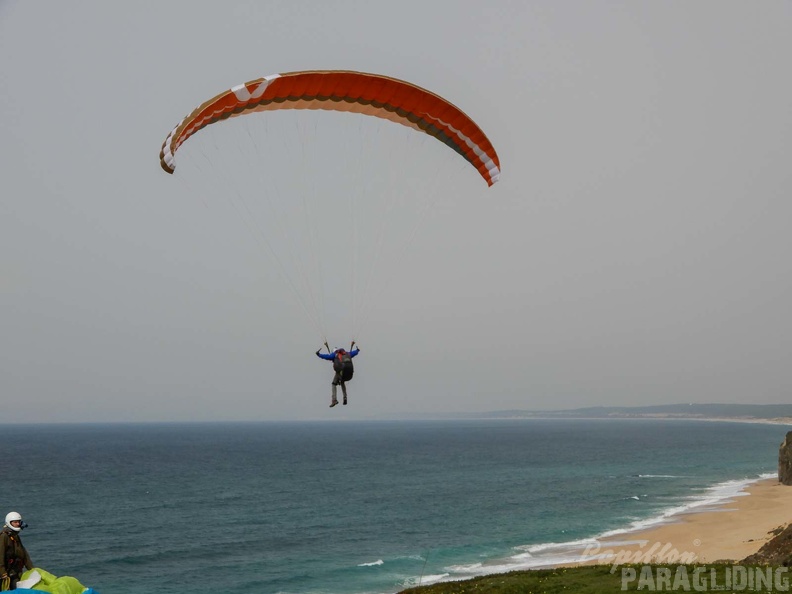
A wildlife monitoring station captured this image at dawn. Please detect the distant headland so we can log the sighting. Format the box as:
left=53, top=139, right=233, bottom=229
left=403, top=404, right=792, bottom=424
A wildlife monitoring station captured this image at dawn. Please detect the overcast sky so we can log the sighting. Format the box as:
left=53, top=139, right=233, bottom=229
left=2, top=1, right=790, bottom=423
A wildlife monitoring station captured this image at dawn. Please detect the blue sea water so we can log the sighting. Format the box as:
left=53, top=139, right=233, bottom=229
left=0, top=419, right=785, bottom=594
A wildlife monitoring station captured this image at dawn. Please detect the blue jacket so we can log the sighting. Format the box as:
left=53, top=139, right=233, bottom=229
left=316, top=348, right=360, bottom=361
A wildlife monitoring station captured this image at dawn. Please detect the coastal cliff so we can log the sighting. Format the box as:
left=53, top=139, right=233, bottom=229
left=778, top=431, right=792, bottom=485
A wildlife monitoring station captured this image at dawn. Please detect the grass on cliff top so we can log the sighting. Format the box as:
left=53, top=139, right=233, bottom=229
left=398, top=564, right=786, bottom=594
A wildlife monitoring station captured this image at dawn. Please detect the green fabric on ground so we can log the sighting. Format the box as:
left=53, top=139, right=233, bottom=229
left=20, top=568, right=86, bottom=594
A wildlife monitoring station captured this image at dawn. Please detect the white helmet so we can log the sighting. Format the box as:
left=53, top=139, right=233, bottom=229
left=5, top=511, right=23, bottom=532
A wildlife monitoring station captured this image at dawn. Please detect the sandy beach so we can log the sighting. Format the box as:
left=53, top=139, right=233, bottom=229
left=572, top=478, right=792, bottom=566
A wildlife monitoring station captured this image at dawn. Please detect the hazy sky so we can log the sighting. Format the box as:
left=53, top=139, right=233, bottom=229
left=2, top=1, right=791, bottom=422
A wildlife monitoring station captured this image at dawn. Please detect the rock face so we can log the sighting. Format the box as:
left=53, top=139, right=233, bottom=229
left=779, top=432, right=792, bottom=485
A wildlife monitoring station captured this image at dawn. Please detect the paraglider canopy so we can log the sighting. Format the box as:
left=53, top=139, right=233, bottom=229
left=160, top=70, right=500, bottom=186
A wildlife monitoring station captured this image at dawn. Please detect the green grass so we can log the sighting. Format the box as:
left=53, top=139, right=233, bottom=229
left=397, top=564, right=790, bottom=593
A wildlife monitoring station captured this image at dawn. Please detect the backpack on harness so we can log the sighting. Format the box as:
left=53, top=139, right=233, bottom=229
left=333, top=351, right=354, bottom=381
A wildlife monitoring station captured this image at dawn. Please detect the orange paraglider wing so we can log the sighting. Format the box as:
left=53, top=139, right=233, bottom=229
left=159, top=70, right=500, bottom=186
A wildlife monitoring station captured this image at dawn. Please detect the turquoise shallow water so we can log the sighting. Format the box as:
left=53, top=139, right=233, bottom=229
left=1, top=419, right=784, bottom=594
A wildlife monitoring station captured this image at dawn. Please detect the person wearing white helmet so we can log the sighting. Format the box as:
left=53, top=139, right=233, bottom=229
left=0, top=512, right=33, bottom=591
left=315, top=341, right=360, bottom=407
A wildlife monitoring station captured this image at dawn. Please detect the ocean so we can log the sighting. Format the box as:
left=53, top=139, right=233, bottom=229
left=1, top=419, right=784, bottom=594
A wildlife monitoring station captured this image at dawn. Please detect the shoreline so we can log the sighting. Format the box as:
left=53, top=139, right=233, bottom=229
left=424, top=474, right=789, bottom=587
left=567, top=476, right=792, bottom=567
